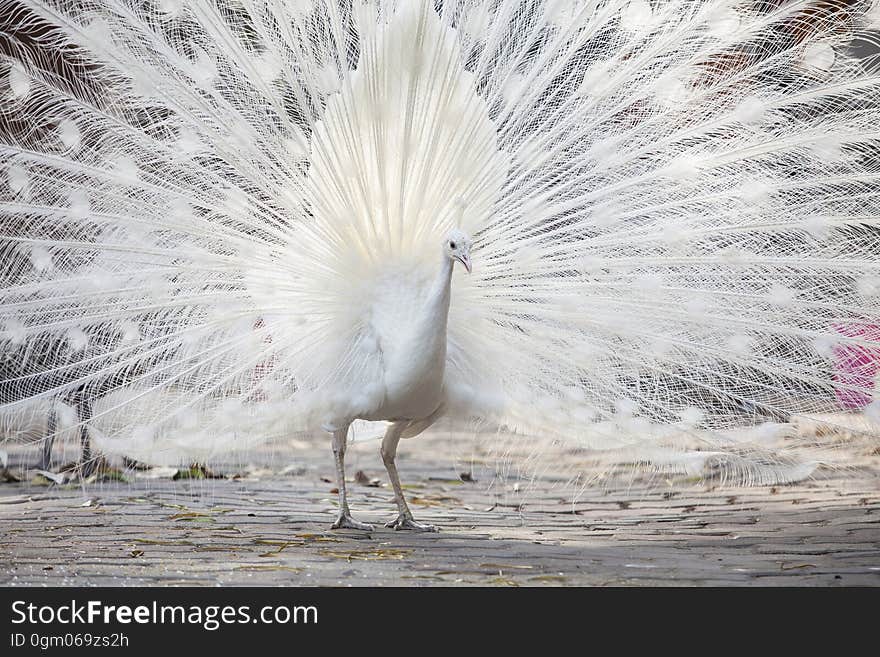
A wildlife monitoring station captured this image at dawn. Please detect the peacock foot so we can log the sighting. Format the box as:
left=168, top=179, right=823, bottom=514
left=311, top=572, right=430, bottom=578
left=385, top=514, right=438, bottom=532
left=330, top=512, right=374, bottom=531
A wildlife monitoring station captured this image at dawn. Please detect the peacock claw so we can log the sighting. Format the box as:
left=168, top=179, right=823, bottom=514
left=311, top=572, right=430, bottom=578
left=330, top=513, right=374, bottom=531
left=385, top=515, right=437, bottom=532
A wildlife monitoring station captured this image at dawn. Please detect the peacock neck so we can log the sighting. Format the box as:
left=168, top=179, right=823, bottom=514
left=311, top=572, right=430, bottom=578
left=402, top=253, right=453, bottom=352
left=389, top=252, right=452, bottom=387
left=423, top=255, right=454, bottom=330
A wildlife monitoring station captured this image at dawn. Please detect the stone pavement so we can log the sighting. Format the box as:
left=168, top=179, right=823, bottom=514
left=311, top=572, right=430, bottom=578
left=1, top=428, right=878, bottom=586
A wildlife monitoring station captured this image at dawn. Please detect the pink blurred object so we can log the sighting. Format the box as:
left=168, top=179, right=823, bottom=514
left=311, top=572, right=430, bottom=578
left=832, top=323, right=880, bottom=409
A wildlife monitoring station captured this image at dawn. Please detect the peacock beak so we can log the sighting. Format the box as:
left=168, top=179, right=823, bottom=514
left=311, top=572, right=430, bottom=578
left=456, top=254, right=472, bottom=274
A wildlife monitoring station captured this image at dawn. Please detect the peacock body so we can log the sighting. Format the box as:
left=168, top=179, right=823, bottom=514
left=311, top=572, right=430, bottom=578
left=2, top=0, right=880, bottom=527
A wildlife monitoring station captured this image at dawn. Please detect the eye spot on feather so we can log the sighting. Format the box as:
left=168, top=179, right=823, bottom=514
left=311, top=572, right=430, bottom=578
left=254, top=49, right=283, bottom=81
left=284, top=126, right=309, bottom=159
left=738, top=180, right=774, bottom=203
left=802, top=41, right=835, bottom=73
left=176, top=126, right=204, bottom=157
left=130, top=71, right=159, bottom=99
left=719, top=245, right=750, bottom=265
left=120, top=321, right=141, bottom=344
left=660, top=223, right=691, bottom=247
left=734, top=96, right=766, bottom=124
left=57, top=118, right=81, bottom=151
left=157, top=0, right=187, bottom=19
left=649, top=337, right=673, bottom=358
left=614, top=398, right=638, bottom=417
left=578, top=255, right=605, bottom=274
left=544, top=0, right=579, bottom=28
left=620, top=0, right=655, bottom=35
left=462, top=5, right=491, bottom=41
left=654, top=73, right=692, bottom=107
left=66, top=327, right=89, bottom=353
left=317, top=64, right=341, bottom=95
left=289, top=0, right=314, bottom=18
left=574, top=340, right=601, bottom=363
left=803, top=215, right=832, bottom=240
left=856, top=276, right=880, bottom=298
left=29, top=246, right=53, bottom=273
left=635, top=273, right=664, bottom=294
left=515, top=137, right=546, bottom=170
left=1, top=320, right=26, bottom=346
left=577, top=60, right=612, bottom=99
left=82, top=16, right=112, bottom=45
left=224, top=186, right=250, bottom=217
left=7, top=60, right=30, bottom=98
left=68, top=189, right=90, bottom=220
left=514, top=246, right=541, bottom=272
left=87, top=272, right=116, bottom=292
left=705, top=6, right=741, bottom=37
left=7, top=163, right=28, bottom=195
left=191, top=46, right=218, bottom=88
left=520, top=196, right=549, bottom=221
left=810, top=136, right=847, bottom=164
left=684, top=296, right=709, bottom=316
left=766, top=284, right=795, bottom=307
left=661, top=155, right=700, bottom=180
left=112, top=155, right=140, bottom=181
left=502, top=73, right=525, bottom=106
left=812, top=335, right=837, bottom=359
left=726, top=333, right=753, bottom=357
left=678, top=406, right=704, bottom=428
left=55, top=402, right=78, bottom=430
left=169, top=197, right=193, bottom=224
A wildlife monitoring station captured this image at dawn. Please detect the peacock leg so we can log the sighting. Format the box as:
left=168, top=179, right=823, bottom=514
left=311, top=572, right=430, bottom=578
left=329, top=424, right=374, bottom=531
left=381, top=422, right=437, bottom=532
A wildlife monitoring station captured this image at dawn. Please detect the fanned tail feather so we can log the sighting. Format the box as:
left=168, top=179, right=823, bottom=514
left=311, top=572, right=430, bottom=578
left=1, top=0, right=879, bottom=485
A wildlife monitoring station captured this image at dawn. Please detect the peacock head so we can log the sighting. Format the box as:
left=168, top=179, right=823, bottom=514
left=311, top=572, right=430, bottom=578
left=444, top=229, right=472, bottom=274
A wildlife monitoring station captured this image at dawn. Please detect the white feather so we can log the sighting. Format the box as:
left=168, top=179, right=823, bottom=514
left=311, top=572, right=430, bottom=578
left=0, top=0, right=878, bottom=487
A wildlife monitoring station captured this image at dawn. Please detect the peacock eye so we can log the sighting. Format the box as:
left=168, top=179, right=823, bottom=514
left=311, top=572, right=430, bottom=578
left=449, top=241, right=456, bottom=249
